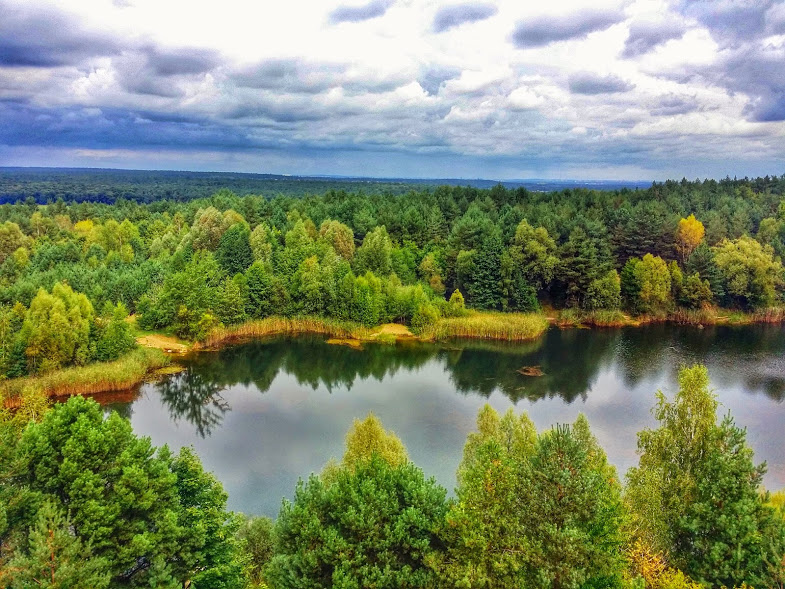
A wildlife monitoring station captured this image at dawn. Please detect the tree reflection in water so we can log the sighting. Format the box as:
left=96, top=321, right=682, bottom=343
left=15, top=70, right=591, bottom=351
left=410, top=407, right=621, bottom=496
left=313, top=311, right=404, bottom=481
left=156, top=367, right=230, bottom=438
left=152, top=326, right=785, bottom=436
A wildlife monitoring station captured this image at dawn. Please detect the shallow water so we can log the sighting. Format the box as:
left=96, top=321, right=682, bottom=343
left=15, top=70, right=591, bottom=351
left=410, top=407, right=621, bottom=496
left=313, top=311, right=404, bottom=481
left=104, top=324, right=785, bottom=517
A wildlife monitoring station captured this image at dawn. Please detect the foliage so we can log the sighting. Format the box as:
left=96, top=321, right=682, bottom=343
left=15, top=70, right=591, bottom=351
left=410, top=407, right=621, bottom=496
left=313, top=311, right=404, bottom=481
left=4, top=174, right=785, bottom=377
left=340, top=413, right=409, bottom=470
left=714, top=236, right=784, bottom=309
left=4, top=396, right=244, bottom=587
left=435, top=406, right=626, bottom=589
left=237, top=516, right=276, bottom=586
left=23, top=282, right=94, bottom=372
left=625, top=364, right=785, bottom=587
left=675, top=215, right=705, bottom=263
left=1, top=501, right=112, bottom=589
left=266, top=455, right=447, bottom=589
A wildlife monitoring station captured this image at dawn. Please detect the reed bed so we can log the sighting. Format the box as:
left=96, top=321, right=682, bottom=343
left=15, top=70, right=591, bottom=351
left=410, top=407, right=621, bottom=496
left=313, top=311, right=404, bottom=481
left=1, top=347, right=169, bottom=404
left=670, top=307, right=785, bottom=326
left=422, top=311, right=549, bottom=342
left=557, top=309, right=628, bottom=328
left=197, top=316, right=375, bottom=349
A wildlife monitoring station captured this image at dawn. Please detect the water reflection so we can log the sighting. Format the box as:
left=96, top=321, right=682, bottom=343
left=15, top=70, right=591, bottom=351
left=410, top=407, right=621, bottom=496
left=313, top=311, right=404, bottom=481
left=113, top=324, right=785, bottom=516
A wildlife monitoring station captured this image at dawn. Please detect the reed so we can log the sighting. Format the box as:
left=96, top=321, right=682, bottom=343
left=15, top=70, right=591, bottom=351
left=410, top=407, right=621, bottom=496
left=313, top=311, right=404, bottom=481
left=422, top=311, right=549, bottom=342
left=197, top=316, right=375, bottom=349
left=557, top=308, right=629, bottom=327
left=1, top=347, right=170, bottom=404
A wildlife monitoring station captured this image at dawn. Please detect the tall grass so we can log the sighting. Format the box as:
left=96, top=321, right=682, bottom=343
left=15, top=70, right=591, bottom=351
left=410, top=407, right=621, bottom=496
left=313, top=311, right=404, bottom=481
left=422, top=311, right=549, bottom=342
left=197, top=316, right=375, bottom=349
left=1, top=347, right=170, bottom=404
left=557, top=309, right=628, bottom=328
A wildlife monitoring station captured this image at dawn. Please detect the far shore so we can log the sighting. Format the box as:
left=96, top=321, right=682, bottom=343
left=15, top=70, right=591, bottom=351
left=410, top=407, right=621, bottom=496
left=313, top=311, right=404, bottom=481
left=3, top=307, right=783, bottom=406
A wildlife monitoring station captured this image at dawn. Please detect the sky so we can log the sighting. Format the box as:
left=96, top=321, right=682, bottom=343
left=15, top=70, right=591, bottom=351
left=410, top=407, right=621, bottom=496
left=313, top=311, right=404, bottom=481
left=0, top=0, right=784, bottom=180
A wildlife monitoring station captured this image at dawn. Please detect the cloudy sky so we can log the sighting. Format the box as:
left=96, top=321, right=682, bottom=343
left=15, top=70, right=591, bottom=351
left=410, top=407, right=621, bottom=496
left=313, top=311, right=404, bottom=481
left=0, top=0, right=784, bottom=180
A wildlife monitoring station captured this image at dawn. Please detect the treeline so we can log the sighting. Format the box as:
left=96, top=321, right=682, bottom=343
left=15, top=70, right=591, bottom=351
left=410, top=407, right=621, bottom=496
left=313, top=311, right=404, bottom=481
left=1, top=365, right=784, bottom=588
left=3, top=176, right=785, bottom=378
left=0, top=168, right=423, bottom=204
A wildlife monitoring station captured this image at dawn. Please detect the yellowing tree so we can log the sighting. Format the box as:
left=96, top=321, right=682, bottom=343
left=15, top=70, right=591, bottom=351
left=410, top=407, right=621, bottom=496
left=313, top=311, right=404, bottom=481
left=342, top=413, right=408, bottom=469
left=676, top=214, right=705, bottom=262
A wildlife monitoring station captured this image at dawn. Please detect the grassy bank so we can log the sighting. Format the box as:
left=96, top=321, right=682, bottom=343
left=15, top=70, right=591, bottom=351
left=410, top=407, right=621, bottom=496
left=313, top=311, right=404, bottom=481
left=1, top=347, right=171, bottom=406
left=422, top=311, right=550, bottom=342
left=196, top=316, right=376, bottom=349
left=554, top=306, right=785, bottom=328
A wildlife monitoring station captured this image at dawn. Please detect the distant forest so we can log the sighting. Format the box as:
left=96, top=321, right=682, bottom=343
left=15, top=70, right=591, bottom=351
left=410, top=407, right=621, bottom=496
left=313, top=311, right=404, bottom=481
left=0, top=167, right=646, bottom=204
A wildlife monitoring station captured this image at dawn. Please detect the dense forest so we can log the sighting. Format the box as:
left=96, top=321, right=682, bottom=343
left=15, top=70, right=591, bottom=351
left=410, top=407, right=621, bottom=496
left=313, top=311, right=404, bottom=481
left=2, top=174, right=785, bottom=379
left=1, top=364, right=784, bottom=588
left=0, top=168, right=645, bottom=204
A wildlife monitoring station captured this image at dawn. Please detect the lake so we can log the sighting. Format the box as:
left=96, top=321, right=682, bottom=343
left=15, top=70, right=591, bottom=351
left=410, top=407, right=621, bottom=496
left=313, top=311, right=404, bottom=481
left=103, top=324, right=785, bottom=517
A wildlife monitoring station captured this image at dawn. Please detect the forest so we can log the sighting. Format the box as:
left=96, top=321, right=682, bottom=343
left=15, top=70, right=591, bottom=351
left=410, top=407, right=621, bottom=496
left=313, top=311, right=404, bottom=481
left=2, top=176, right=785, bottom=585
left=2, top=174, right=785, bottom=380
left=1, top=364, right=784, bottom=588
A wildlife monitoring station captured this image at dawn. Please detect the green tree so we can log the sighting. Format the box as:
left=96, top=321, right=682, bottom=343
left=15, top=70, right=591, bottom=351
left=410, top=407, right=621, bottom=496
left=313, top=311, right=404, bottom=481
left=0, top=221, right=28, bottom=265
left=685, top=243, right=724, bottom=304
left=215, top=277, right=247, bottom=326
left=266, top=455, right=447, bottom=589
left=14, top=396, right=181, bottom=585
left=434, top=406, right=537, bottom=588
left=625, top=365, right=785, bottom=587
left=341, top=413, right=408, bottom=470
left=436, top=406, right=626, bottom=589
left=508, top=219, right=559, bottom=292
left=170, top=447, right=245, bottom=589
left=237, top=516, right=275, bottom=587
left=3, top=502, right=111, bottom=589
left=584, top=269, right=621, bottom=310
left=353, top=225, right=393, bottom=276
left=319, top=219, right=355, bottom=260
left=94, top=301, right=136, bottom=361
left=23, top=282, right=94, bottom=372
left=11, top=397, right=244, bottom=588
left=216, top=223, right=253, bottom=276
left=713, top=236, right=783, bottom=308
left=621, top=255, right=672, bottom=313
left=558, top=226, right=611, bottom=308
left=245, top=261, right=276, bottom=318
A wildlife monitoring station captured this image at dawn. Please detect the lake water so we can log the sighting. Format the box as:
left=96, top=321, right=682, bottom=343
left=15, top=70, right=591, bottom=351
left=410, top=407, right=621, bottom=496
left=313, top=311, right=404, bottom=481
left=103, top=324, right=785, bottom=517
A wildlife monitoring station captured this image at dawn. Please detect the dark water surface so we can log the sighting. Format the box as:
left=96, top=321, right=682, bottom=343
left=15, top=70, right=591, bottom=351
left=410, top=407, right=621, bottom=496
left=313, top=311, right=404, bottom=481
left=106, top=324, right=785, bottom=517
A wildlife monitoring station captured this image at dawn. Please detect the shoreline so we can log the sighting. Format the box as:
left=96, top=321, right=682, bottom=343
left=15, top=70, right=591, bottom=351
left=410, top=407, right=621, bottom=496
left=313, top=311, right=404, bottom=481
left=3, top=308, right=783, bottom=405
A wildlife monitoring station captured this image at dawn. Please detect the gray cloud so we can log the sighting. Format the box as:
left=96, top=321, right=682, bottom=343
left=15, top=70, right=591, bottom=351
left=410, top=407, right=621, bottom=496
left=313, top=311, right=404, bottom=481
left=418, top=66, right=461, bottom=95
left=568, top=73, right=634, bottom=95
left=725, top=48, right=785, bottom=122
left=112, top=46, right=221, bottom=97
left=676, top=0, right=783, bottom=47
left=665, top=1, right=785, bottom=122
left=233, top=59, right=345, bottom=94
left=0, top=2, right=119, bottom=67
left=622, top=18, right=687, bottom=58
left=650, top=95, right=700, bottom=117
left=511, top=8, right=624, bottom=48
left=144, top=46, right=221, bottom=76
left=329, top=0, right=394, bottom=24
left=432, top=3, right=498, bottom=33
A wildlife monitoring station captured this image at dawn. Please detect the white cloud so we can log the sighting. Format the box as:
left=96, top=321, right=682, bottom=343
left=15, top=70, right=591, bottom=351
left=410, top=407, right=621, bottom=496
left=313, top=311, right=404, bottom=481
left=1, top=0, right=784, bottom=178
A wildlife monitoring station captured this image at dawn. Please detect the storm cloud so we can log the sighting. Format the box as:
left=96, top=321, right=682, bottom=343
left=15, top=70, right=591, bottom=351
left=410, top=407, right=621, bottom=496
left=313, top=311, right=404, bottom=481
left=0, top=2, right=119, bottom=67
left=1, top=0, right=784, bottom=180
left=432, top=3, right=498, bottom=33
